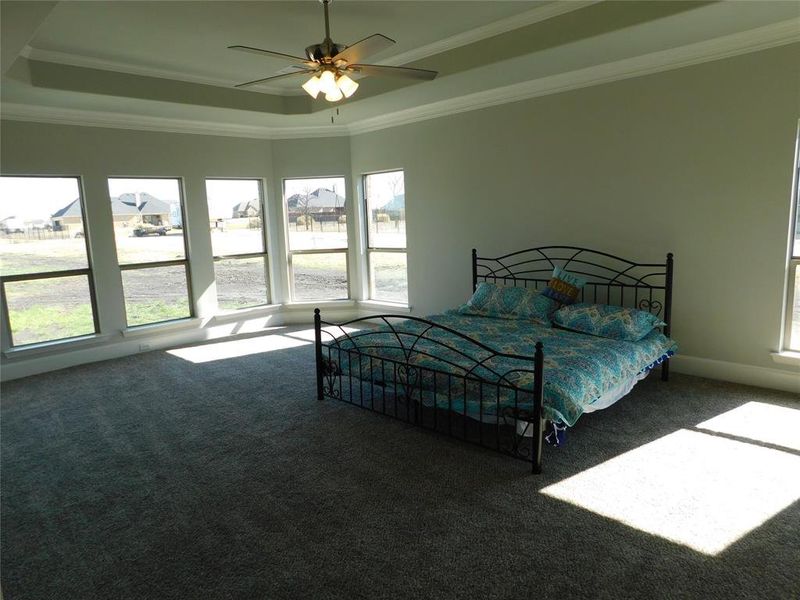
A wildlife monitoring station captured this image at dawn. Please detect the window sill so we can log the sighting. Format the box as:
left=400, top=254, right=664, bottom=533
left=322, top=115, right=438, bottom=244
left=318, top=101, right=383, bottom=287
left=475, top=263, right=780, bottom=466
left=122, top=317, right=202, bottom=338
left=359, top=300, right=412, bottom=314
left=282, top=300, right=356, bottom=311
left=771, top=351, right=800, bottom=367
left=2, top=333, right=114, bottom=359
left=211, top=303, right=281, bottom=324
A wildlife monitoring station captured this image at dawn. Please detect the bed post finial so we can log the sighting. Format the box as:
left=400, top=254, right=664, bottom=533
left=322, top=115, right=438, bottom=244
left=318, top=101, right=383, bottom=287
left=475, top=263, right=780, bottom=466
left=662, top=253, right=674, bottom=382
left=314, top=308, right=324, bottom=401
left=532, top=341, right=544, bottom=474
left=472, top=248, right=478, bottom=292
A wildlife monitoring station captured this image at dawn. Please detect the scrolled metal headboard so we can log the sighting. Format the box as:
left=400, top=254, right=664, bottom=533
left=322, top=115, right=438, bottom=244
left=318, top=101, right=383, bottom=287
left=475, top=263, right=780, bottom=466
left=472, top=246, right=674, bottom=337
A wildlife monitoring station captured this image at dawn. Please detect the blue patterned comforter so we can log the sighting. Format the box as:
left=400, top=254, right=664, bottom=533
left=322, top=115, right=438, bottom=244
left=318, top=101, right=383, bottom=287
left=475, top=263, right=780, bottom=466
left=326, top=312, right=677, bottom=427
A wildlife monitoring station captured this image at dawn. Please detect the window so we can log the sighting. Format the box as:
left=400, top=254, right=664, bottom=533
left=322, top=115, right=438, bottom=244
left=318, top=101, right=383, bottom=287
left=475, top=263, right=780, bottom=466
left=108, top=178, right=192, bottom=327
left=284, top=177, right=348, bottom=301
left=0, top=176, right=99, bottom=346
left=363, top=170, right=408, bottom=304
left=206, top=179, right=270, bottom=310
left=784, top=145, right=800, bottom=351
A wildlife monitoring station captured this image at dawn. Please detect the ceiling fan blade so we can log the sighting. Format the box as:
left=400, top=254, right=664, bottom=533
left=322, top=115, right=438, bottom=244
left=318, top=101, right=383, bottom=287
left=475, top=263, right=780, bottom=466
left=350, top=63, right=438, bottom=81
left=229, top=45, right=316, bottom=67
left=235, top=69, right=316, bottom=89
left=332, top=34, right=395, bottom=65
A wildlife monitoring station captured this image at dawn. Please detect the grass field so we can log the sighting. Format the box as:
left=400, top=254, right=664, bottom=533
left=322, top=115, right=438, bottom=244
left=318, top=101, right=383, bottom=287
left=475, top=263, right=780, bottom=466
left=2, top=229, right=408, bottom=345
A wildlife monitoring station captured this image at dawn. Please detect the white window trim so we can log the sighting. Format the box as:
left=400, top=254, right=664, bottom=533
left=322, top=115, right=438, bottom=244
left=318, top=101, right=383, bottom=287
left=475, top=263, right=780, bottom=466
left=0, top=175, right=101, bottom=350
left=780, top=123, right=800, bottom=353
left=362, top=169, right=409, bottom=307
left=206, top=177, right=274, bottom=312
left=282, top=176, right=350, bottom=303
left=109, top=176, right=195, bottom=328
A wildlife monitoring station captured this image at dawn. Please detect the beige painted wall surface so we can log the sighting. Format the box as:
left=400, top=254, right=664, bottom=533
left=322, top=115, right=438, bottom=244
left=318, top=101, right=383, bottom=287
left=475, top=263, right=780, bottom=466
left=350, top=44, right=800, bottom=374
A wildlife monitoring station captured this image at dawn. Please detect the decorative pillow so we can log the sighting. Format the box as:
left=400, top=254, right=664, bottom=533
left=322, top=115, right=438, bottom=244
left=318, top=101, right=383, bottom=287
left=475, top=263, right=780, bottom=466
left=553, top=303, right=666, bottom=342
left=541, top=267, right=587, bottom=305
left=457, top=282, right=556, bottom=324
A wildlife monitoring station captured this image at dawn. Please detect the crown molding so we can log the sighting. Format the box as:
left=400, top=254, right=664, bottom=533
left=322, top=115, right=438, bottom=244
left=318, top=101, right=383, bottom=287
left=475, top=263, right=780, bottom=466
left=349, top=18, right=800, bottom=135
left=19, top=45, right=304, bottom=95
left=4, top=18, right=798, bottom=141
left=0, top=103, right=349, bottom=139
left=378, top=0, right=600, bottom=67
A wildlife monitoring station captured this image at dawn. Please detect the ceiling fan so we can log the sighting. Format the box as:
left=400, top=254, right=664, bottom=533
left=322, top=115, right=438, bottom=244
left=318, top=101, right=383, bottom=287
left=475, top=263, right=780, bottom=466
left=228, top=0, right=438, bottom=102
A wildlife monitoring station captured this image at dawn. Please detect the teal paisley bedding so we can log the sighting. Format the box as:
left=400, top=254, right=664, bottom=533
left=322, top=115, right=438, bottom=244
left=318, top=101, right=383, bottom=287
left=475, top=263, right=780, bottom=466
left=326, top=312, right=677, bottom=427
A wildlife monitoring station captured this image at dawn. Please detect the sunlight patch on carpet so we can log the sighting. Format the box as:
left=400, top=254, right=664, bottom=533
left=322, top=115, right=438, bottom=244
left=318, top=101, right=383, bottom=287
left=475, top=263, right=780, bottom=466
left=696, top=401, right=800, bottom=452
left=167, top=335, right=310, bottom=363
left=540, top=429, right=800, bottom=555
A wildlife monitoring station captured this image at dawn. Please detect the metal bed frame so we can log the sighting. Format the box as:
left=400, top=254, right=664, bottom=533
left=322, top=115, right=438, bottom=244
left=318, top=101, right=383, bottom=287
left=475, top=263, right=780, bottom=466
left=314, top=246, right=674, bottom=474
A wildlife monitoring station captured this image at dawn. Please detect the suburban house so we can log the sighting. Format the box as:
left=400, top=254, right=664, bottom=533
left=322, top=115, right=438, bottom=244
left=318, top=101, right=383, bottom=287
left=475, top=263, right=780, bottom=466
left=378, top=193, right=405, bottom=220
left=231, top=198, right=260, bottom=218
left=51, top=192, right=172, bottom=233
left=286, top=187, right=346, bottom=223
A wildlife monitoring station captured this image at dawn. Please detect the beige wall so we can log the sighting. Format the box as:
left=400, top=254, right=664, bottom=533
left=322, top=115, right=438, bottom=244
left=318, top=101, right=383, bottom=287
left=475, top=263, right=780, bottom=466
left=350, top=44, right=800, bottom=376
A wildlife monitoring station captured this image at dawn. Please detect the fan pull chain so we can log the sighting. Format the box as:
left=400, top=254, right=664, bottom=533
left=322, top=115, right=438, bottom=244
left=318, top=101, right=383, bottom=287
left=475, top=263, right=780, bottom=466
left=331, top=107, right=340, bottom=124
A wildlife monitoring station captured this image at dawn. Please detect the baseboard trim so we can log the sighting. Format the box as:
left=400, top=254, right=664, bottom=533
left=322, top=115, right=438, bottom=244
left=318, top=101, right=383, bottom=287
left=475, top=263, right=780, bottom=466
left=670, top=354, right=799, bottom=394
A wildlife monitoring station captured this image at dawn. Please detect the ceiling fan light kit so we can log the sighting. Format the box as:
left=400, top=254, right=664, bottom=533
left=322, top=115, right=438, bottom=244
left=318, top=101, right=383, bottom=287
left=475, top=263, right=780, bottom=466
left=229, top=0, right=437, bottom=102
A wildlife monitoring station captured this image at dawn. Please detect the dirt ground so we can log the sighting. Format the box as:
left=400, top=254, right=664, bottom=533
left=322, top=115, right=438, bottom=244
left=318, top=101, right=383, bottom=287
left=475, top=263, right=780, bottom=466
left=2, top=228, right=406, bottom=314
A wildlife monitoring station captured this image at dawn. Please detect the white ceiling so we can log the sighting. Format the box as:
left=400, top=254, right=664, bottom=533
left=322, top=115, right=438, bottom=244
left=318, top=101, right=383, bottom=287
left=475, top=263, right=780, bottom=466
left=1, top=1, right=798, bottom=137
left=26, top=1, right=549, bottom=92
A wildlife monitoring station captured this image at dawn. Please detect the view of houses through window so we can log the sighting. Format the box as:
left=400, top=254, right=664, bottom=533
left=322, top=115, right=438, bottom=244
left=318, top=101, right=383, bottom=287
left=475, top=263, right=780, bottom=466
left=108, top=178, right=192, bottom=327
left=284, top=177, right=348, bottom=301
left=0, top=171, right=409, bottom=348
left=364, top=170, right=408, bottom=304
left=206, top=179, right=270, bottom=310
left=0, top=176, right=99, bottom=345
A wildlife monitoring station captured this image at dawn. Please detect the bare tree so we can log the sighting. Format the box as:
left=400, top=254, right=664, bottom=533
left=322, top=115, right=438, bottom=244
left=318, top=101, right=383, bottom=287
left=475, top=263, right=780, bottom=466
left=297, top=186, right=314, bottom=231
left=386, top=173, right=404, bottom=232
left=387, top=172, right=404, bottom=200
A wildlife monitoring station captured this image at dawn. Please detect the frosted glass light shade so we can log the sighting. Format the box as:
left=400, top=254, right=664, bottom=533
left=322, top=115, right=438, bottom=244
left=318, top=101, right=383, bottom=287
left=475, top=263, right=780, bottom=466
left=325, top=87, right=344, bottom=102
left=336, top=74, right=359, bottom=98
left=302, top=75, right=322, bottom=99
left=318, top=70, right=338, bottom=95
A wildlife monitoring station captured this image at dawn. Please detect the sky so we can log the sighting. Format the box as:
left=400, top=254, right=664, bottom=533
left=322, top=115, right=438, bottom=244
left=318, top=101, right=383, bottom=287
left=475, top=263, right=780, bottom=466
left=0, top=177, right=183, bottom=222
left=206, top=179, right=262, bottom=220
left=0, top=177, right=82, bottom=221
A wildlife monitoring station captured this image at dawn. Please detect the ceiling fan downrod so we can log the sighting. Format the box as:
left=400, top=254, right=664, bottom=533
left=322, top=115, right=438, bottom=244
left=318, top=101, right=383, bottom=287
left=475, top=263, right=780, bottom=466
left=322, top=0, right=331, bottom=42
left=306, top=0, right=344, bottom=63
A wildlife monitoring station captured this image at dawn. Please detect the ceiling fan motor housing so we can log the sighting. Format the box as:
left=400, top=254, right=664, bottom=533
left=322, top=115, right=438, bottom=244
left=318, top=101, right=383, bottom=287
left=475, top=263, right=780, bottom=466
left=305, top=41, right=347, bottom=63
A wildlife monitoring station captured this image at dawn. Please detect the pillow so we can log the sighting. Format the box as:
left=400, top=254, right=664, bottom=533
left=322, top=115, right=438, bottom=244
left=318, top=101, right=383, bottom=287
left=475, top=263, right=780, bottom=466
left=457, top=282, right=556, bottom=324
left=541, top=267, right=587, bottom=305
left=553, top=303, right=666, bottom=342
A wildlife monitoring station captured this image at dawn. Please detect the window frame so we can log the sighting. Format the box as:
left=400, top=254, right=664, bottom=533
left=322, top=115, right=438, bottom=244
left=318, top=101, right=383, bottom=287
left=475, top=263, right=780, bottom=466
left=206, top=177, right=272, bottom=310
left=108, top=176, right=195, bottom=328
left=282, top=176, right=350, bottom=302
left=782, top=131, right=800, bottom=352
left=0, top=174, right=100, bottom=348
left=362, top=169, right=408, bottom=306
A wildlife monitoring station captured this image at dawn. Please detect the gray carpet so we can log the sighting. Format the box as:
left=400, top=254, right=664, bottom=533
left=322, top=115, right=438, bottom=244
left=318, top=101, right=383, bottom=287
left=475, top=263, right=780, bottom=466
left=1, top=327, right=798, bottom=600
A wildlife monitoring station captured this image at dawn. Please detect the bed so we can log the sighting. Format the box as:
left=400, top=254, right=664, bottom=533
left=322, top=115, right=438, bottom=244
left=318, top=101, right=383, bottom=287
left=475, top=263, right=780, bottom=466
left=313, top=246, right=675, bottom=474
